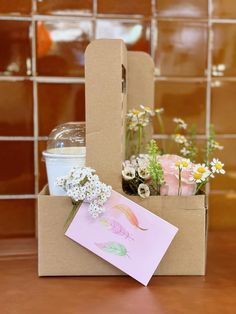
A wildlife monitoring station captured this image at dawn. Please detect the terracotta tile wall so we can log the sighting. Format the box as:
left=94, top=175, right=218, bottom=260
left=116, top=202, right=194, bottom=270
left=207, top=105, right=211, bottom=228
left=0, top=0, right=235, bottom=237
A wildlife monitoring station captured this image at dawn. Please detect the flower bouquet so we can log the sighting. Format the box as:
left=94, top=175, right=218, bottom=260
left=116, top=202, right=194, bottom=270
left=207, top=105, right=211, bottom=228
left=123, top=106, right=225, bottom=198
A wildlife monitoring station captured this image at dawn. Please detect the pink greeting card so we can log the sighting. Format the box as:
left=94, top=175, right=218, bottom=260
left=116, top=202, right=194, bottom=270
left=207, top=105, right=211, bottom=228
left=65, top=191, right=178, bottom=286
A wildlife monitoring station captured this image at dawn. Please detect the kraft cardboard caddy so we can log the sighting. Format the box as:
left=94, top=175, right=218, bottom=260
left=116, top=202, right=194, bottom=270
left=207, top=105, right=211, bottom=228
left=38, top=39, right=208, bottom=276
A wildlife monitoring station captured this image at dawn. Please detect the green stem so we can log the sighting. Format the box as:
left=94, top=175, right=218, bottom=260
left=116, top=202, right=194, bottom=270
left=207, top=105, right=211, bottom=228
left=125, top=129, right=130, bottom=159
left=64, top=202, right=81, bottom=229
left=178, top=168, right=182, bottom=196
left=157, top=114, right=166, bottom=153
left=169, top=125, right=180, bottom=153
left=137, top=126, right=143, bottom=155
left=195, top=173, right=212, bottom=195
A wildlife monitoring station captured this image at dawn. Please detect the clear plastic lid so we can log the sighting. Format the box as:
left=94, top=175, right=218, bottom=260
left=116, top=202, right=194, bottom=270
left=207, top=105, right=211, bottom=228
left=44, top=122, right=86, bottom=156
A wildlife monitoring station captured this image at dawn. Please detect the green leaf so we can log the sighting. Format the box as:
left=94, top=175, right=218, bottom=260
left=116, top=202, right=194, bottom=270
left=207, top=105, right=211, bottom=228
left=95, top=242, right=128, bottom=257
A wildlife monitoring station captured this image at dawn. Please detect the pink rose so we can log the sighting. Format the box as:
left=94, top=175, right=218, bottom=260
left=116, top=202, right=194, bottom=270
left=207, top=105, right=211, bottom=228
left=158, top=154, right=196, bottom=196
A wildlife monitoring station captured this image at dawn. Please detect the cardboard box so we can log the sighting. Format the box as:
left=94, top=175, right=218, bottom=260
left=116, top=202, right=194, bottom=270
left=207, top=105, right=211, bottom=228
left=38, top=186, right=207, bottom=276
left=38, top=39, right=208, bottom=276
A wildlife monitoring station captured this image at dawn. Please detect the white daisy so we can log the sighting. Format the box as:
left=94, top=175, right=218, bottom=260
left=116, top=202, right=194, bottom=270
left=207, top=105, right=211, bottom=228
left=173, top=118, right=187, bottom=129
left=140, top=105, right=155, bottom=116
left=189, top=171, right=206, bottom=183
left=211, top=140, right=224, bottom=150
left=127, top=109, right=145, bottom=119
left=174, top=134, right=187, bottom=144
left=139, top=115, right=150, bottom=127
left=193, top=164, right=212, bottom=179
left=138, top=184, right=150, bottom=198
left=122, top=166, right=136, bottom=180
left=155, top=108, right=164, bottom=114
left=180, top=147, right=191, bottom=156
left=210, top=158, right=225, bottom=174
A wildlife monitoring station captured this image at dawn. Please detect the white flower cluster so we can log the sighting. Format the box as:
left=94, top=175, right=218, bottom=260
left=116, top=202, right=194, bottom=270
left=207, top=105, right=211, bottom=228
left=122, top=154, right=151, bottom=198
left=56, top=167, right=112, bottom=218
left=127, top=106, right=164, bottom=131
left=174, top=134, right=188, bottom=145
left=122, top=154, right=150, bottom=180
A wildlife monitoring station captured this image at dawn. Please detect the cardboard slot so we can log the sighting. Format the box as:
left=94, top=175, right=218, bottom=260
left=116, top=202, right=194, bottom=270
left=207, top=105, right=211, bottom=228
left=122, top=64, right=126, bottom=94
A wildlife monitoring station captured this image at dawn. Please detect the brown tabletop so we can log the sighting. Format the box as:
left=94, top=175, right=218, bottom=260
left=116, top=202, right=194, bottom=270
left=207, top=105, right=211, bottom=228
left=0, top=231, right=235, bottom=314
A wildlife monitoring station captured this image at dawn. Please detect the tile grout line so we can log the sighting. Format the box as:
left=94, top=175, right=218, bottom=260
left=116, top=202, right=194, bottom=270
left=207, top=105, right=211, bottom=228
left=150, top=0, right=157, bottom=59
left=0, top=13, right=236, bottom=24
left=92, top=0, right=97, bottom=40
left=0, top=195, right=36, bottom=200
left=31, top=14, right=39, bottom=196
left=205, top=0, right=213, bottom=195
left=32, top=0, right=37, bottom=14
left=0, top=136, right=48, bottom=141
left=0, top=77, right=85, bottom=84
left=1, top=133, right=236, bottom=141
left=3, top=75, right=236, bottom=83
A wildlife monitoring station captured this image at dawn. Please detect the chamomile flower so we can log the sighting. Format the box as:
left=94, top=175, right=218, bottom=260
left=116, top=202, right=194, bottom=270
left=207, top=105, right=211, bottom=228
left=193, top=164, right=212, bottom=179
left=180, top=147, right=191, bottom=156
left=127, top=109, right=144, bottom=119
left=138, top=183, right=150, bottom=198
left=211, top=158, right=225, bottom=174
left=122, top=166, right=136, bottom=180
left=139, top=115, right=150, bottom=127
left=173, top=118, right=187, bottom=130
left=174, top=159, right=191, bottom=170
left=128, top=121, right=138, bottom=131
left=174, top=134, right=187, bottom=144
left=140, top=105, right=155, bottom=116
left=189, top=171, right=206, bottom=184
left=211, top=140, right=224, bottom=150
left=155, top=108, right=164, bottom=114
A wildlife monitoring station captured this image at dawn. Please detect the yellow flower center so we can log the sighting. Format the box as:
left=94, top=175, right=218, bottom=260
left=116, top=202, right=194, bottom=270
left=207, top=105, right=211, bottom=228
left=215, top=163, right=222, bottom=170
left=175, top=161, right=182, bottom=167
left=182, top=161, right=189, bottom=167
left=133, top=109, right=140, bottom=115
left=193, top=172, right=202, bottom=180
left=197, top=167, right=206, bottom=173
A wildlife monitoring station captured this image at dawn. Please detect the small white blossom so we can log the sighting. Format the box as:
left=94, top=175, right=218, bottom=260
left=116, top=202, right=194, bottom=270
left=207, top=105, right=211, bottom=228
left=138, top=183, right=150, bottom=198
left=122, top=166, right=136, bottom=180
left=56, top=166, right=111, bottom=218
left=155, top=108, right=164, bottom=114
left=140, top=105, right=155, bottom=116
left=174, top=134, right=187, bottom=144
left=137, top=154, right=150, bottom=168
left=173, top=118, right=187, bottom=130
left=180, top=147, right=191, bottom=156
left=138, top=167, right=150, bottom=180
left=211, top=140, right=224, bottom=150
left=211, top=158, right=225, bottom=174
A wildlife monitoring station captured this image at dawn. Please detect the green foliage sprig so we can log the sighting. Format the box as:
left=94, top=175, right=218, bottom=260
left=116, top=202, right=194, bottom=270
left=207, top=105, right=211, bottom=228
left=147, top=140, right=165, bottom=195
